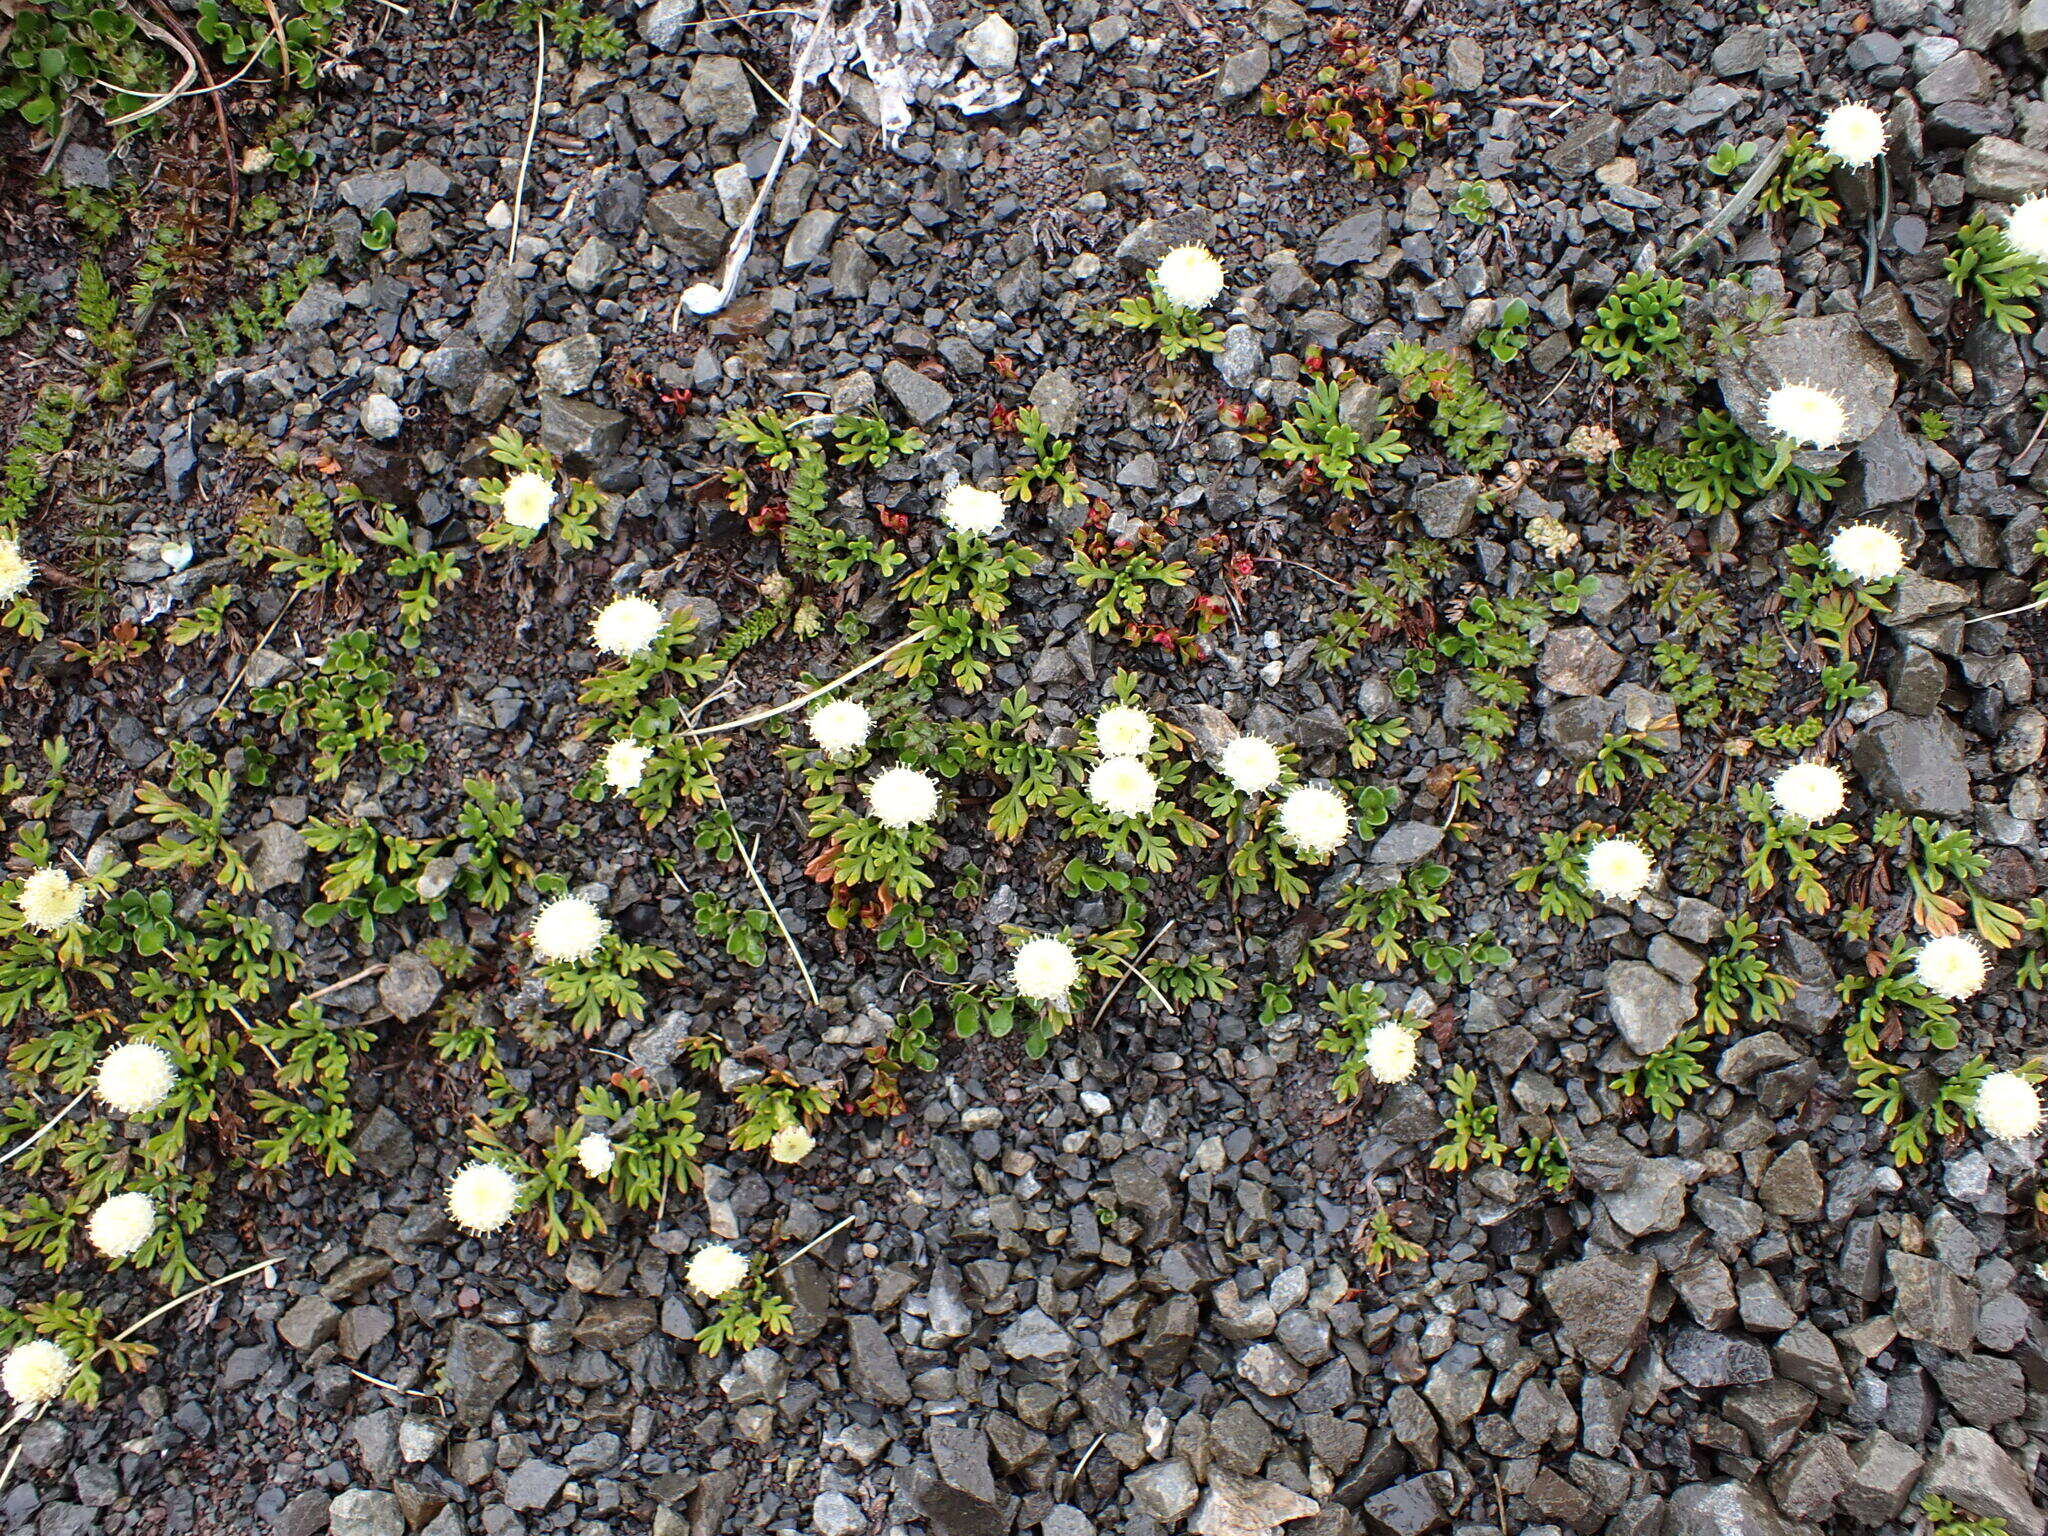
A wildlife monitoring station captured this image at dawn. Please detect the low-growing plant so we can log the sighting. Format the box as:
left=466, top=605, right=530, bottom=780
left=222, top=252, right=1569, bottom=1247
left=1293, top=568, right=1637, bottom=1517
left=1477, top=298, right=1531, bottom=364
left=1611, top=1029, right=1709, bottom=1118
left=1384, top=340, right=1509, bottom=470
left=1258, top=22, right=1447, bottom=180
left=1064, top=515, right=1197, bottom=645
left=1581, top=272, right=1694, bottom=382
left=1258, top=373, right=1408, bottom=497
left=1738, top=782, right=1857, bottom=914
left=536, top=932, right=681, bottom=1037
left=1431, top=1066, right=1506, bottom=1172
left=474, top=427, right=603, bottom=551
left=250, top=629, right=425, bottom=782
left=1944, top=212, right=2042, bottom=335
left=1002, top=405, right=1086, bottom=507
left=888, top=531, right=1036, bottom=693
left=1514, top=1135, right=1572, bottom=1193
left=1758, top=127, right=1840, bottom=228
left=1699, top=914, right=1794, bottom=1033
left=1359, top=1206, right=1426, bottom=1270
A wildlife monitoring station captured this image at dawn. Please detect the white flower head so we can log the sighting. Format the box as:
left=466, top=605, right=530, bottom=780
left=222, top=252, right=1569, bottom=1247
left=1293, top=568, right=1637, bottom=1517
left=2, top=1340, right=73, bottom=1407
left=16, top=868, right=88, bottom=932
left=1154, top=244, right=1226, bottom=310
left=1277, top=785, right=1351, bottom=859
left=590, top=596, right=667, bottom=657
left=683, top=282, right=725, bottom=316
left=1087, top=756, right=1158, bottom=819
left=1218, top=735, right=1284, bottom=795
left=810, top=698, right=873, bottom=758
left=96, top=1041, right=176, bottom=1117
left=768, top=1124, right=815, bottom=1164
left=1094, top=705, right=1155, bottom=759
left=1583, top=837, right=1655, bottom=902
left=1914, top=933, right=1988, bottom=1000
left=0, top=534, right=34, bottom=604
left=603, top=740, right=650, bottom=792
left=500, top=470, right=557, bottom=530
left=530, top=895, right=610, bottom=964
left=1827, top=523, right=1907, bottom=583
left=938, top=484, right=1007, bottom=539
left=1977, top=1071, right=2043, bottom=1141
left=1364, top=1022, right=1419, bottom=1085
left=576, top=1133, right=616, bottom=1178
left=867, top=767, right=941, bottom=830
left=2006, top=194, right=2048, bottom=265
left=1770, top=761, right=1847, bottom=824
left=1818, top=101, right=1887, bottom=168
left=1011, top=936, right=1082, bottom=1005
left=87, top=1192, right=157, bottom=1260
left=686, top=1243, right=751, bottom=1299
left=1761, top=383, right=1850, bottom=449
left=447, top=1161, right=521, bottom=1234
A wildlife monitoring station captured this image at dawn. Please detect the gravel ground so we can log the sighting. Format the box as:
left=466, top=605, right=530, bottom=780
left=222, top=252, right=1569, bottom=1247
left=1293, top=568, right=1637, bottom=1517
left=4, top=1, right=2048, bottom=1535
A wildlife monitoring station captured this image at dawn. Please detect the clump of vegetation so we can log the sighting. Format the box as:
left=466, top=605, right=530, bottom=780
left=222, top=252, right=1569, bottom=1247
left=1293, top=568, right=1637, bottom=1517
left=1384, top=340, right=1509, bottom=470
left=1258, top=21, right=1448, bottom=180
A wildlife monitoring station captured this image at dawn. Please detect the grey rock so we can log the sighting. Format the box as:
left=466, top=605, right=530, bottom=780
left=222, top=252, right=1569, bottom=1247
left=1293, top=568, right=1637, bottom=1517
left=1964, top=135, right=2048, bottom=199
left=470, top=268, right=528, bottom=354
left=1414, top=477, right=1481, bottom=539
left=378, top=953, right=442, bottom=1023
left=914, top=1427, right=1010, bottom=1536
left=1128, top=1461, right=1200, bottom=1522
left=1851, top=712, right=1972, bottom=817
left=1665, top=1481, right=1789, bottom=1536
left=1890, top=1251, right=1980, bottom=1353
left=881, top=360, right=953, bottom=425
left=1216, top=43, right=1272, bottom=102
left=1541, top=1253, right=1656, bottom=1370
left=1719, top=315, right=1895, bottom=456
left=1668, top=1327, right=1772, bottom=1388
left=285, top=281, right=346, bottom=330
left=445, top=1322, right=521, bottom=1426
left=1369, top=821, right=1444, bottom=866
left=1314, top=209, right=1388, bottom=268
left=1029, top=370, right=1080, bottom=436
left=329, top=1490, right=403, bottom=1536
left=566, top=236, right=619, bottom=294
left=1921, top=1428, right=2046, bottom=1536
left=1712, top=24, right=1772, bottom=75
left=1237, top=1340, right=1308, bottom=1396
left=1843, top=1431, right=1923, bottom=1524
left=998, top=1307, right=1075, bottom=1362
left=337, top=171, right=406, bottom=213
left=680, top=54, right=756, bottom=138
left=1550, top=112, right=1621, bottom=174
left=645, top=189, right=729, bottom=266
left=1757, top=1141, right=1824, bottom=1221
left=1357, top=1476, right=1445, bottom=1536
left=846, top=1316, right=912, bottom=1406
left=245, top=820, right=308, bottom=894
left=1884, top=571, right=1971, bottom=625
left=534, top=334, right=603, bottom=396
left=278, top=1295, right=342, bottom=1353
left=1861, top=284, right=1935, bottom=365
left=1538, top=627, right=1622, bottom=697
left=637, top=0, right=699, bottom=50
left=503, top=1460, right=568, bottom=1512
left=1603, top=1157, right=1688, bottom=1236
left=359, top=393, right=402, bottom=441
left=1928, top=1352, right=2026, bottom=1424
left=960, top=13, right=1018, bottom=72
left=1189, top=1471, right=1320, bottom=1536
left=1115, top=212, right=1218, bottom=272
left=1605, top=960, right=1697, bottom=1054
left=812, top=1491, right=865, bottom=1536
left=1771, top=1434, right=1854, bottom=1522
left=539, top=395, right=627, bottom=464
left=1217, top=324, right=1264, bottom=388
left=2026, top=0, right=2048, bottom=50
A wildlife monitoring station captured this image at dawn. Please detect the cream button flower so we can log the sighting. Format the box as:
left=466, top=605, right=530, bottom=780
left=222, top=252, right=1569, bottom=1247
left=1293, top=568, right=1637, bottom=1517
left=1364, top=1022, right=1419, bottom=1085
left=1818, top=102, right=1887, bottom=168
left=809, top=699, right=873, bottom=758
left=682, top=282, right=725, bottom=316
left=96, top=1042, right=176, bottom=1116
left=1087, top=756, right=1158, bottom=819
left=447, top=1161, right=521, bottom=1234
left=500, top=471, right=557, bottom=530
left=1011, top=936, right=1082, bottom=1004
left=1155, top=244, right=1226, bottom=309
left=2006, top=194, right=2048, bottom=264
left=938, top=484, right=1007, bottom=538
left=1276, top=785, right=1351, bottom=859
left=1976, top=1071, right=2042, bottom=1141
left=530, top=895, right=609, bottom=964
left=0, top=534, right=34, bottom=604
left=16, top=868, right=88, bottom=932
left=2, top=1340, right=73, bottom=1407
left=87, top=1192, right=157, bottom=1259
left=1094, top=705, right=1155, bottom=759
left=603, top=740, right=650, bottom=792
left=590, top=596, right=667, bottom=657
left=1218, top=735, right=1284, bottom=795
left=1913, top=933, right=1988, bottom=1000
left=1761, top=383, right=1850, bottom=449
left=1583, top=837, right=1654, bottom=902
left=1826, top=523, right=1906, bottom=583
left=768, top=1124, right=815, bottom=1164
left=686, top=1243, right=750, bottom=1299
left=1769, top=761, right=1847, bottom=824
left=576, top=1133, right=616, bottom=1178
left=867, top=767, right=941, bottom=830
